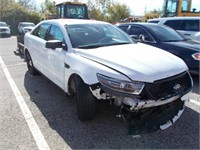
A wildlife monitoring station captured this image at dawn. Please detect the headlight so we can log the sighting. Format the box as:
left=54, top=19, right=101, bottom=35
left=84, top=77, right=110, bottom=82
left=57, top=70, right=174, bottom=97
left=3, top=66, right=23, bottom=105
left=192, top=52, right=200, bottom=61
left=97, top=74, right=145, bottom=95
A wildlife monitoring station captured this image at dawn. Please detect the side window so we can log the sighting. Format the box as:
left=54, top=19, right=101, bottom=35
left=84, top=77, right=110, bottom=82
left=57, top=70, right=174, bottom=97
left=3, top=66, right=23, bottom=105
left=182, top=20, right=200, bottom=31
left=118, top=26, right=128, bottom=32
left=32, top=23, right=50, bottom=40
left=182, top=0, right=190, bottom=11
left=130, top=26, right=153, bottom=42
left=47, top=25, right=64, bottom=41
left=164, top=20, right=182, bottom=30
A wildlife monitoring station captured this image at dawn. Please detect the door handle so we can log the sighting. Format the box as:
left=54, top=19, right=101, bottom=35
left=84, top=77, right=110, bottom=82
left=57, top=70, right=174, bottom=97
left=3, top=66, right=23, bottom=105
left=183, top=34, right=191, bottom=36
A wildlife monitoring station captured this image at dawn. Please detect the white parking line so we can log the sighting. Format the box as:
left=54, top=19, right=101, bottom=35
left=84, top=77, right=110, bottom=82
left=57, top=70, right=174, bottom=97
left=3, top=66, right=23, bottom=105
left=189, top=99, right=200, bottom=106
left=0, top=56, right=50, bottom=150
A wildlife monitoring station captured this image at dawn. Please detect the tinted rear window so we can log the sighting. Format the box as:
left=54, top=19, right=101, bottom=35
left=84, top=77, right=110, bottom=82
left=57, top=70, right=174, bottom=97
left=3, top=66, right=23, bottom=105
left=164, top=19, right=200, bottom=31
left=118, top=25, right=129, bottom=32
left=164, top=20, right=182, bottom=30
left=182, top=20, right=200, bottom=31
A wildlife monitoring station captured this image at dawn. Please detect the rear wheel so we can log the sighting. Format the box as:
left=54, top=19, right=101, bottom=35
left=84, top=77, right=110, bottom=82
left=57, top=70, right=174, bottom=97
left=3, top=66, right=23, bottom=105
left=75, top=76, right=96, bottom=121
left=25, top=51, right=38, bottom=75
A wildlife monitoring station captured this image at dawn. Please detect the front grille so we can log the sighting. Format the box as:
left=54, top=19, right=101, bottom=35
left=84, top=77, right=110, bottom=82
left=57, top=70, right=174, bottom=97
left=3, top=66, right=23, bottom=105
left=0, top=29, right=7, bottom=32
left=143, top=72, right=192, bottom=100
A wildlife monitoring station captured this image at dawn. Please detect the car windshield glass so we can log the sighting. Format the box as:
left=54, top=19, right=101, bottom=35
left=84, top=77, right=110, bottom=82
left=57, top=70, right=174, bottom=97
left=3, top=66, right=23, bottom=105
left=148, top=25, right=185, bottom=42
left=22, top=23, right=35, bottom=27
left=65, top=23, right=133, bottom=48
left=0, top=22, right=8, bottom=27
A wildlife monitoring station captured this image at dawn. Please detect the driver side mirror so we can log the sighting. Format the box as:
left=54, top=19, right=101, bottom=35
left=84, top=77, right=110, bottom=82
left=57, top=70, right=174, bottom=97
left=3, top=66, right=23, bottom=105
left=139, top=34, right=145, bottom=42
left=45, top=40, right=67, bottom=50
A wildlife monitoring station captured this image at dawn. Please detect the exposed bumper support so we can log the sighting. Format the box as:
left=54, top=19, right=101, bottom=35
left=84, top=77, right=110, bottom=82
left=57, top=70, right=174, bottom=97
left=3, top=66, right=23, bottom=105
left=123, top=95, right=182, bottom=110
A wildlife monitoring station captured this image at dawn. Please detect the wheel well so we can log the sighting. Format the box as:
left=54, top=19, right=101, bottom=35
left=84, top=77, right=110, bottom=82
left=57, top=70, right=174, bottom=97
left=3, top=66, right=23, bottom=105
left=24, top=48, right=29, bottom=60
left=67, top=74, right=79, bottom=95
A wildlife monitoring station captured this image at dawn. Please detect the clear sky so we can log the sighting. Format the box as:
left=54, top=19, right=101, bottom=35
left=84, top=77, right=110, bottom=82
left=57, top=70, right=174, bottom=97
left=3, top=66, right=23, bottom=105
left=44, top=0, right=200, bottom=16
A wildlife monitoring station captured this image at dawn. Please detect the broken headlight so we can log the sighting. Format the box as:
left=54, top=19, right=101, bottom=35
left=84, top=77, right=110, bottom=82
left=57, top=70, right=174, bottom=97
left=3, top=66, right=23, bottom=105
left=97, top=74, right=145, bottom=95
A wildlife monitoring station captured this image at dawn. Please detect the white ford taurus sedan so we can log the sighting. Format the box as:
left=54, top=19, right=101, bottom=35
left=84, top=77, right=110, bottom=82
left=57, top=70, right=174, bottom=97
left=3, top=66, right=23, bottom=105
left=24, top=19, right=193, bottom=133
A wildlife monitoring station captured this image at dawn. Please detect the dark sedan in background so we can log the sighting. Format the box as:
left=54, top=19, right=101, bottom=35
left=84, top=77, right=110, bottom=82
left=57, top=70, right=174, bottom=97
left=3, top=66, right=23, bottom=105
left=116, top=23, right=200, bottom=75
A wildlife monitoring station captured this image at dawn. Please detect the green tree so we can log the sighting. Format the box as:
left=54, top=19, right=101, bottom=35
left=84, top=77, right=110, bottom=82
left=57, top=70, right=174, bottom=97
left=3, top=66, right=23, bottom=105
left=87, top=0, right=104, bottom=20
left=17, top=0, right=37, bottom=10
left=143, top=9, right=161, bottom=22
left=87, top=0, right=130, bottom=22
left=1, top=2, right=41, bottom=35
left=41, top=0, right=56, bottom=15
left=107, top=3, right=130, bottom=23
left=0, top=0, right=15, bottom=19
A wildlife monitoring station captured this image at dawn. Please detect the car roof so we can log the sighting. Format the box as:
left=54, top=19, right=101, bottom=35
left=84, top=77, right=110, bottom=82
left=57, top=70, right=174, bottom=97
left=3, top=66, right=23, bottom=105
left=148, top=16, right=200, bottom=21
left=40, top=19, right=109, bottom=26
left=0, top=21, right=7, bottom=24
left=116, top=22, right=160, bottom=27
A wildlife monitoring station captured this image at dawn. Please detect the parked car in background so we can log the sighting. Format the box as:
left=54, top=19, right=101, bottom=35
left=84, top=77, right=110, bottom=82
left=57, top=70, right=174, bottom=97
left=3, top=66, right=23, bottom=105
left=18, top=22, right=35, bottom=33
left=17, top=22, right=35, bottom=53
left=116, top=23, right=200, bottom=75
left=148, top=17, right=200, bottom=42
left=24, top=19, right=193, bottom=134
left=0, top=21, right=11, bottom=37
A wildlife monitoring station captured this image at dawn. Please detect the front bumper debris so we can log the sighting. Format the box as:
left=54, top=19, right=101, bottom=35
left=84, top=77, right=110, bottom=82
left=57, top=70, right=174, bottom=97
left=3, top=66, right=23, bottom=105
left=123, top=95, right=181, bottom=110
left=122, top=99, right=185, bottom=135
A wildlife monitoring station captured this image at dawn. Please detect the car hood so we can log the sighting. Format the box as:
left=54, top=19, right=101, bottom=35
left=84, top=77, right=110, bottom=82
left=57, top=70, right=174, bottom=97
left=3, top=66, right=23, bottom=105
left=163, top=40, right=200, bottom=51
left=75, top=43, right=188, bottom=83
left=0, top=26, right=10, bottom=30
left=22, top=26, right=34, bottom=31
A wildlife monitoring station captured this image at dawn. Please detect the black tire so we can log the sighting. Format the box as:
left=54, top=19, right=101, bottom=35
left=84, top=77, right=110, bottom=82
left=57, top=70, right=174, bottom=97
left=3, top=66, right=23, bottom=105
left=25, top=51, right=38, bottom=75
left=75, top=76, right=96, bottom=121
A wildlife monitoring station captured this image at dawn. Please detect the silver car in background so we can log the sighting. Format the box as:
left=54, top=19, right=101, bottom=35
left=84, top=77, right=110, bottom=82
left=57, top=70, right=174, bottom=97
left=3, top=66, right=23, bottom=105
left=148, top=17, right=200, bottom=42
left=0, top=21, right=11, bottom=37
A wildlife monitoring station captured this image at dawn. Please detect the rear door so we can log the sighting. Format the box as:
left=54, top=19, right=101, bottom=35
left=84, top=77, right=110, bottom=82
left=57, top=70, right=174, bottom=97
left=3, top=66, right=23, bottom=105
left=28, top=23, right=51, bottom=75
left=164, top=19, right=200, bottom=41
left=179, top=19, right=200, bottom=41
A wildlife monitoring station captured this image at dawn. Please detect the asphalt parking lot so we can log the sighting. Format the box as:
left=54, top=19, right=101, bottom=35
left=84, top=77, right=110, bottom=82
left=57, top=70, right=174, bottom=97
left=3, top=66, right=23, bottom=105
left=0, top=36, right=199, bottom=149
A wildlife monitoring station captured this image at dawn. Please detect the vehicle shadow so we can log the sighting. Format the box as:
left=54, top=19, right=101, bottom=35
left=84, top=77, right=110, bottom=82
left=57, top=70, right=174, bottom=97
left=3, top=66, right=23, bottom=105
left=24, top=72, right=199, bottom=149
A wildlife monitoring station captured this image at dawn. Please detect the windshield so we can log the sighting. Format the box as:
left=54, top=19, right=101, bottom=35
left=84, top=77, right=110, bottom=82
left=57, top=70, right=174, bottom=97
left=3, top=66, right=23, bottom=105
left=22, top=23, right=35, bottom=27
left=0, top=22, right=8, bottom=27
left=65, top=23, right=133, bottom=48
left=162, top=0, right=178, bottom=17
left=148, top=25, right=185, bottom=42
left=66, top=4, right=87, bottom=19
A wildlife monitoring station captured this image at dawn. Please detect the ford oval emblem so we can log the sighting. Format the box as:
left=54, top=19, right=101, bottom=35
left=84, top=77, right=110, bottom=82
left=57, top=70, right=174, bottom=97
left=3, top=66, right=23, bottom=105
left=174, top=84, right=181, bottom=90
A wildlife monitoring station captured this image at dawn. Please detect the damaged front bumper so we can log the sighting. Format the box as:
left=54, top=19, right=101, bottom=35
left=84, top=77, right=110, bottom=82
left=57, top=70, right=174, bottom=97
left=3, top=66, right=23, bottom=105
left=123, top=95, right=182, bottom=110
left=90, top=71, right=192, bottom=134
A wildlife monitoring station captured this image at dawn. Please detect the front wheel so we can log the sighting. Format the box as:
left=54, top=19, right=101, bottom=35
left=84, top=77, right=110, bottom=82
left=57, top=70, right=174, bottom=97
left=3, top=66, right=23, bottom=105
left=75, top=76, right=96, bottom=121
left=25, top=51, right=38, bottom=75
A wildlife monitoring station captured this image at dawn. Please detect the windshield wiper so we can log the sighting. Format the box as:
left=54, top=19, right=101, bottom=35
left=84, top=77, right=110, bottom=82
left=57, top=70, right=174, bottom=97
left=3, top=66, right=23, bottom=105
left=77, top=42, right=131, bottom=49
left=77, top=44, right=103, bottom=49
left=106, top=42, right=131, bottom=46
